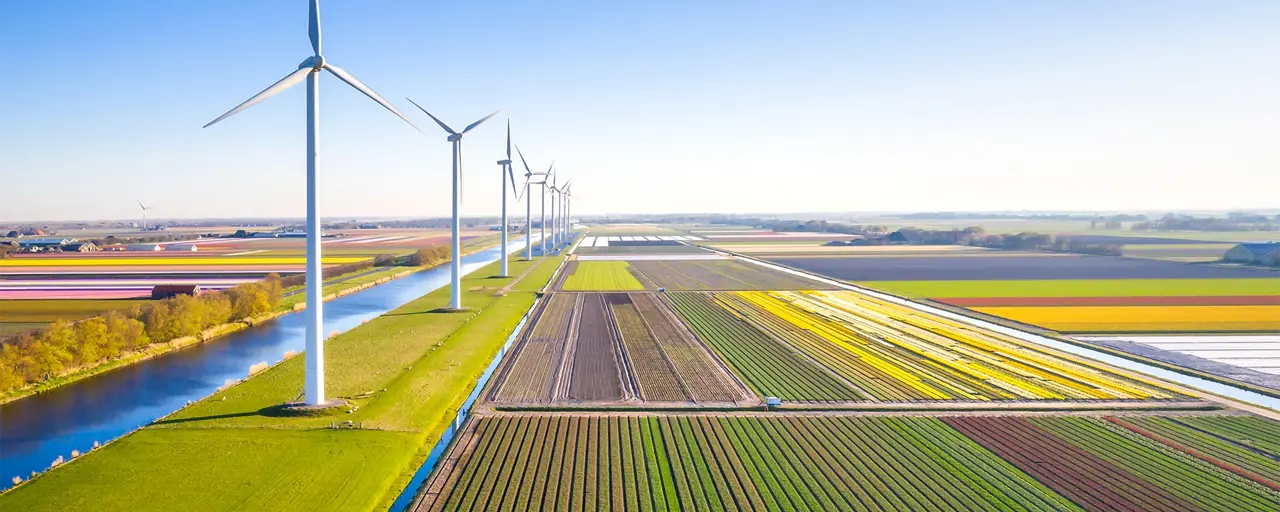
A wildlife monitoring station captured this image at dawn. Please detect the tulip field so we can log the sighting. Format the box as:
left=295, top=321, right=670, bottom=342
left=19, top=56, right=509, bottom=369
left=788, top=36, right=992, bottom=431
left=668, top=290, right=1178, bottom=402
left=413, top=239, right=1280, bottom=512
left=415, top=414, right=1279, bottom=512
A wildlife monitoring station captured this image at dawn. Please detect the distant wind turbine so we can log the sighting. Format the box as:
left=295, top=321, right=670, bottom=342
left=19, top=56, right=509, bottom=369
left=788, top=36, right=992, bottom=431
left=405, top=99, right=500, bottom=310
left=515, top=146, right=548, bottom=260
left=495, top=121, right=517, bottom=277
left=559, top=180, right=573, bottom=243
left=137, top=200, right=155, bottom=231
left=202, top=0, right=420, bottom=407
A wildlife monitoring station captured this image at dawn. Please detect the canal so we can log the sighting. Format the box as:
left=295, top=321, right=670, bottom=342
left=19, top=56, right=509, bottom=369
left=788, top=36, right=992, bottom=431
left=0, top=239, right=536, bottom=486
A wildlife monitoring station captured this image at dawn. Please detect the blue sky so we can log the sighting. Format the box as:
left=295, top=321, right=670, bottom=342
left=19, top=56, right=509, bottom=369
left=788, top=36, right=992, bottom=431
left=2, top=1, right=1278, bottom=221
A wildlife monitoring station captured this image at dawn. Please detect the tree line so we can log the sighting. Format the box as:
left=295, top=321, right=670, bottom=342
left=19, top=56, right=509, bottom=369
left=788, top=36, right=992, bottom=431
left=0, top=277, right=283, bottom=394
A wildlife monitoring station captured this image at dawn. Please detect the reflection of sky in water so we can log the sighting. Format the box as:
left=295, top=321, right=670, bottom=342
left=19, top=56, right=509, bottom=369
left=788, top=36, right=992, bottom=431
left=0, top=240, right=531, bottom=487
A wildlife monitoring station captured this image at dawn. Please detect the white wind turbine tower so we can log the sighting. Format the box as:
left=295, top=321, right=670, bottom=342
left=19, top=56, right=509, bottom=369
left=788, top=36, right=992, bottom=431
left=495, top=121, right=516, bottom=277
left=547, top=171, right=561, bottom=249
left=405, top=99, right=500, bottom=310
left=560, top=181, right=573, bottom=241
left=136, top=200, right=156, bottom=231
left=537, top=162, right=555, bottom=255
left=554, top=180, right=571, bottom=244
left=515, top=146, right=548, bottom=260
left=203, top=0, right=420, bottom=407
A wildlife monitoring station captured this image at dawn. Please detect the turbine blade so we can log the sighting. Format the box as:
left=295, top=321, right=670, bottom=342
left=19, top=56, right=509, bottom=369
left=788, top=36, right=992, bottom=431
left=516, top=145, right=534, bottom=176
left=309, top=0, right=321, bottom=55
left=404, top=98, right=456, bottom=135
left=508, top=165, right=517, bottom=197
left=461, top=109, right=501, bottom=134
left=203, top=67, right=311, bottom=128
left=137, top=200, right=144, bottom=209
left=323, top=64, right=421, bottom=132
left=505, top=120, right=511, bottom=159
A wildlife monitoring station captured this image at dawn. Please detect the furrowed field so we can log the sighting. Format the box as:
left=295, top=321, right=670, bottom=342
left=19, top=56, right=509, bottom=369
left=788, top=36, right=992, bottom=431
left=486, top=292, right=752, bottom=406
left=416, top=413, right=1280, bottom=512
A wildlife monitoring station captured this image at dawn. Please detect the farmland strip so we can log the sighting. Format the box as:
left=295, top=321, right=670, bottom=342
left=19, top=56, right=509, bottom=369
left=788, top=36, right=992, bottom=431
left=567, top=295, right=626, bottom=401
left=501, top=415, right=548, bottom=511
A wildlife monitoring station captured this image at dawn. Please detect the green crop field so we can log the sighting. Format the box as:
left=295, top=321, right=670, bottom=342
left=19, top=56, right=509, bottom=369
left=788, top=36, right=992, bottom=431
left=859, top=278, right=1280, bottom=299
left=666, top=292, right=859, bottom=401
left=420, top=414, right=1280, bottom=512
left=0, top=255, right=565, bottom=512
left=560, top=261, right=646, bottom=291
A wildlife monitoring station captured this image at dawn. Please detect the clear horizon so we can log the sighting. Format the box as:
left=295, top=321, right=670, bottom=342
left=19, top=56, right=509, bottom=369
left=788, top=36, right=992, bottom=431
left=3, top=1, right=1278, bottom=221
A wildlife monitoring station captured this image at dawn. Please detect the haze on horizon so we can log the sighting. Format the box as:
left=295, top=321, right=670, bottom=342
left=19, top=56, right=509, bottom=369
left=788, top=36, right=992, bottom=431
left=2, top=1, right=1277, bottom=222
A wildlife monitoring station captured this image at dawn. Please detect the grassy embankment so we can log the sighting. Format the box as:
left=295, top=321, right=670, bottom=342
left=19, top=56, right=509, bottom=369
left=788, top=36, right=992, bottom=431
left=0, top=253, right=565, bottom=511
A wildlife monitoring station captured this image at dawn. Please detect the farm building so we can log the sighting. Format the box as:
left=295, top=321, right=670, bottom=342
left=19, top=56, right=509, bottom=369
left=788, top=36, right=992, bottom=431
left=1224, top=242, right=1280, bottom=264
left=62, top=242, right=99, bottom=252
left=151, top=284, right=203, bottom=299
left=17, top=237, right=73, bottom=250
left=126, top=244, right=162, bottom=251
left=164, top=244, right=198, bottom=252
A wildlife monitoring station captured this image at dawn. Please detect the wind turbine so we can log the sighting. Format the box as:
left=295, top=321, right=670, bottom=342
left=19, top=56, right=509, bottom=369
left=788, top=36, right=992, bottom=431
left=203, top=0, right=420, bottom=407
left=547, top=171, right=560, bottom=250
left=559, top=180, right=573, bottom=243
left=495, top=121, right=517, bottom=277
left=405, top=100, right=500, bottom=310
left=515, top=146, right=548, bottom=260
left=136, top=200, right=155, bottom=231
left=562, top=183, right=576, bottom=242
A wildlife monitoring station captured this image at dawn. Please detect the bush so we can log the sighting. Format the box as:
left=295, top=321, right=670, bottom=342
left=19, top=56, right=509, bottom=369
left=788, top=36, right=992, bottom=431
left=408, top=245, right=450, bottom=267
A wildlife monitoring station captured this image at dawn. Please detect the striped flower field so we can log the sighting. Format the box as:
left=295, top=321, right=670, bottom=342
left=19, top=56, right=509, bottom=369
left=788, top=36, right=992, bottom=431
left=416, top=414, right=1280, bottom=512
left=668, top=290, right=1179, bottom=402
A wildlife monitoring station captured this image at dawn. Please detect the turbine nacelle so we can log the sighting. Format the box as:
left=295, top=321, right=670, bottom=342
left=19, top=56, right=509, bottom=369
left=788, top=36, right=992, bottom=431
left=497, top=159, right=512, bottom=165
left=447, top=133, right=463, bottom=142
left=298, top=55, right=326, bottom=70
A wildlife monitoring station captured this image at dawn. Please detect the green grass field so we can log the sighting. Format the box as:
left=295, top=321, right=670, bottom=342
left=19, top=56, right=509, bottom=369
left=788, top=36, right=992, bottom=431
left=859, top=278, right=1280, bottom=298
left=561, top=261, right=646, bottom=291
left=0, top=428, right=417, bottom=512
left=0, top=254, right=563, bottom=511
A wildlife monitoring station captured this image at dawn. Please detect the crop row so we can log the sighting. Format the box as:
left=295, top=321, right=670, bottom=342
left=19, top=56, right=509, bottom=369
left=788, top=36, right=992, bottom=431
left=947, top=416, right=1279, bottom=511
left=422, top=414, right=1280, bottom=512
left=608, top=293, right=688, bottom=402
left=667, top=292, right=862, bottom=402
left=722, top=290, right=1179, bottom=401
left=629, top=293, right=745, bottom=402
left=489, top=293, right=579, bottom=403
